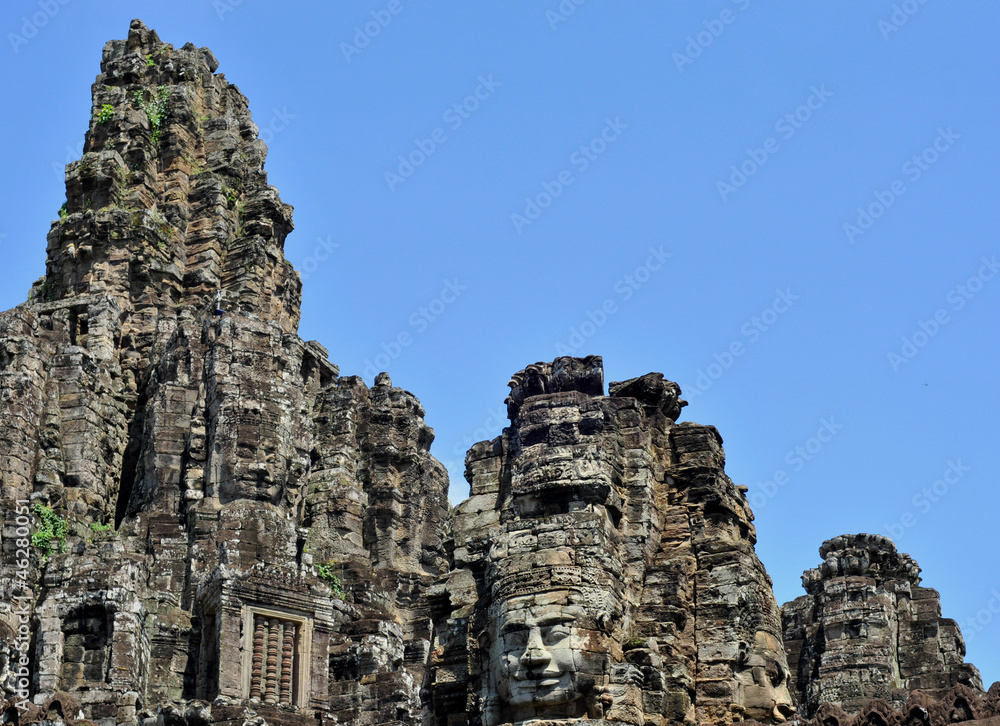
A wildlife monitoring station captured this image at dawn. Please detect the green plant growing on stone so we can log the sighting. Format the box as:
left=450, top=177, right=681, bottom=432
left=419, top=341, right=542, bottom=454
left=89, top=521, right=117, bottom=542
left=235, top=201, right=246, bottom=237
left=145, top=53, right=155, bottom=68
left=58, top=204, right=68, bottom=220
left=150, top=211, right=172, bottom=240
left=316, top=561, right=343, bottom=598
left=94, top=103, right=115, bottom=124
left=31, top=280, right=57, bottom=303
left=132, top=85, right=170, bottom=145
left=183, top=154, right=205, bottom=176
left=31, top=504, right=69, bottom=564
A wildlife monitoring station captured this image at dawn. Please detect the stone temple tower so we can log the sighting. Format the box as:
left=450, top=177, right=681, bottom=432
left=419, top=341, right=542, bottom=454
left=0, top=19, right=449, bottom=726
left=782, top=534, right=983, bottom=716
left=429, top=356, right=796, bottom=726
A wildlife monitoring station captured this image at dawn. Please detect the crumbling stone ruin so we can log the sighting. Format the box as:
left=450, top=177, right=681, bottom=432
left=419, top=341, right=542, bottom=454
left=0, top=19, right=996, bottom=726
left=782, top=535, right=983, bottom=716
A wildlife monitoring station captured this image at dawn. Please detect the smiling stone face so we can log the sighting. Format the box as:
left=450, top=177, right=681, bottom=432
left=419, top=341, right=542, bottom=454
left=737, top=631, right=796, bottom=723
left=491, top=590, right=611, bottom=721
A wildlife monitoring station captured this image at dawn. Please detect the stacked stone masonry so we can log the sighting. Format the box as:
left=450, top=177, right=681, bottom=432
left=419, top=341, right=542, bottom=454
left=782, top=535, right=983, bottom=716
left=0, top=20, right=994, bottom=726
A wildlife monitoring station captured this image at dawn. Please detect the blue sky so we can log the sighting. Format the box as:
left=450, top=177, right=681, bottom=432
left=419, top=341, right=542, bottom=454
left=1, top=0, right=998, bottom=686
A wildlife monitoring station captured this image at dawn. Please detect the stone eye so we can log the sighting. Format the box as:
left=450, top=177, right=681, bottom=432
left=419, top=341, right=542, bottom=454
left=501, top=623, right=529, bottom=643
left=767, top=662, right=785, bottom=687
left=541, top=622, right=572, bottom=645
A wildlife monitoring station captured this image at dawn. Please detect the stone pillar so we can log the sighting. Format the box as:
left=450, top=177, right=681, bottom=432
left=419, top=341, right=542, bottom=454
left=264, top=618, right=279, bottom=704
left=280, top=622, right=295, bottom=705
left=250, top=617, right=265, bottom=700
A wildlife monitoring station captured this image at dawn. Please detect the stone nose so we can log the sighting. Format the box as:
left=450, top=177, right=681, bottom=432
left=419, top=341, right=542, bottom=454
left=772, top=702, right=796, bottom=722
left=520, top=627, right=551, bottom=668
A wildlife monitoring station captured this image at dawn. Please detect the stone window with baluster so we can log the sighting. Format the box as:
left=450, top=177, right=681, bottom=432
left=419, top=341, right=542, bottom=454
left=241, top=607, right=313, bottom=708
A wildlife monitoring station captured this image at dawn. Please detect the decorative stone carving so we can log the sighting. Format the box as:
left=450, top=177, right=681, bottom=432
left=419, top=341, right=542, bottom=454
left=489, top=584, right=621, bottom=722
left=243, top=611, right=304, bottom=707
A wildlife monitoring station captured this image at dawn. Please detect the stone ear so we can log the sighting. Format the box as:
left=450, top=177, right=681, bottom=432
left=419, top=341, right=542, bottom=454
left=597, top=612, right=612, bottom=634
left=477, top=629, right=491, bottom=650
left=737, top=641, right=749, bottom=668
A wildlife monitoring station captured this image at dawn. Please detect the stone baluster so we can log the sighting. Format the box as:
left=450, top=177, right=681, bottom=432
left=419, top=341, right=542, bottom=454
left=250, top=616, right=266, bottom=700
left=280, top=622, right=296, bottom=705
left=265, top=618, right=280, bottom=704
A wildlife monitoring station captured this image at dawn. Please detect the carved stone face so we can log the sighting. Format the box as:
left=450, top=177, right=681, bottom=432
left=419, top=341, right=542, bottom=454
left=491, top=590, right=610, bottom=721
left=737, top=631, right=796, bottom=723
